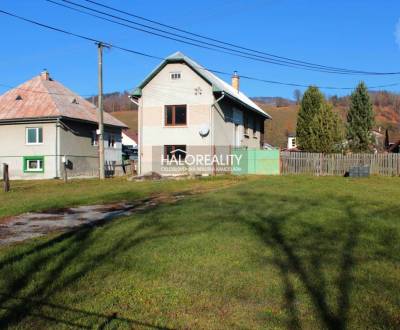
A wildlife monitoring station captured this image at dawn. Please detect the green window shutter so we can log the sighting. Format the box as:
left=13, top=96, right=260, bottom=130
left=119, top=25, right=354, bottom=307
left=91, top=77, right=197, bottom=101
left=38, top=128, right=43, bottom=143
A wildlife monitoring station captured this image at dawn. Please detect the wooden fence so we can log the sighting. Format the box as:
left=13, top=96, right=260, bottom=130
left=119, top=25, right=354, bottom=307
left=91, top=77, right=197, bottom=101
left=281, top=152, right=400, bottom=176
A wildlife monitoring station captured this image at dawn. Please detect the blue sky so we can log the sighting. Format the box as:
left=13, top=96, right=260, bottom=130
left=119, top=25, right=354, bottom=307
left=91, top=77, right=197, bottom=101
left=1, top=0, right=400, bottom=99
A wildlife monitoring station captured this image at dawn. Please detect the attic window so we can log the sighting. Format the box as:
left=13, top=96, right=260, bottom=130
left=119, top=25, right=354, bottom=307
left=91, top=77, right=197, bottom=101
left=170, top=72, right=181, bottom=80
left=15, top=95, right=23, bottom=101
left=72, top=98, right=79, bottom=104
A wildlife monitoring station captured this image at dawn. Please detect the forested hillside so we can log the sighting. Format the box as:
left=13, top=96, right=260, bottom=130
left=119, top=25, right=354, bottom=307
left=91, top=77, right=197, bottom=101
left=91, top=90, right=400, bottom=147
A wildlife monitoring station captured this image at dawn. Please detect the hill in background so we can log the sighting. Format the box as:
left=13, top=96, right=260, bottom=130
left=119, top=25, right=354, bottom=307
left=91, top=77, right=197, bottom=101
left=92, top=90, right=400, bottom=148
left=259, top=90, right=400, bottom=148
left=111, top=110, right=138, bottom=135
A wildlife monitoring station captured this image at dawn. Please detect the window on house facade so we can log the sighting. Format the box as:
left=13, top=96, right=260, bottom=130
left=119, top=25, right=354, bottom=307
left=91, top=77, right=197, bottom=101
left=165, top=105, right=187, bottom=126
left=253, top=116, right=258, bottom=138
left=170, top=72, right=181, bottom=80
left=243, top=112, right=249, bottom=136
left=108, top=134, right=116, bottom=148
left=23, top=156, right=44, bottom=173
left=164, top=145, right=186, bottom=161
left=26, top=127, right=43, bottom=144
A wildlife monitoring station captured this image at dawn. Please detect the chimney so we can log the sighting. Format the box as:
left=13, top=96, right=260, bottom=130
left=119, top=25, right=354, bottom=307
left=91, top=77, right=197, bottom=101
left=232, top=71, right=240, bottom=92
left=40, top=69, right=50, bottom=81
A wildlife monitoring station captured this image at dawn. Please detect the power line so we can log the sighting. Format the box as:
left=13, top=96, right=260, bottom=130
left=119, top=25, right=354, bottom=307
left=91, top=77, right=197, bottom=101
left=68, top=0, right=400, bottom=76
left=46, top=0, right=394, bottom=75
left=0, top=9, right=399, bottom=92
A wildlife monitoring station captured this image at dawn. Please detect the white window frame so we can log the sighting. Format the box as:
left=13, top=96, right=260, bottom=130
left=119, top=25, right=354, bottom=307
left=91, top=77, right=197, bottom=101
left=26, top=127, right=43, bottom=145
left=170, top=72, right=181, bottom=80
left=26, top=159, right=44, bottom=172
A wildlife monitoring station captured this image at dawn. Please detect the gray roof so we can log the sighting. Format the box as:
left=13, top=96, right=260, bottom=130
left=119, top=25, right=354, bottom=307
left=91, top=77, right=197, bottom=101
left=132, top=52, right=271, bottom=119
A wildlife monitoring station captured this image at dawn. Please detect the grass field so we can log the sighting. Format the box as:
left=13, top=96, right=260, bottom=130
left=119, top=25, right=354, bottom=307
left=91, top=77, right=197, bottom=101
left=0, top=176, right=399, bottom=329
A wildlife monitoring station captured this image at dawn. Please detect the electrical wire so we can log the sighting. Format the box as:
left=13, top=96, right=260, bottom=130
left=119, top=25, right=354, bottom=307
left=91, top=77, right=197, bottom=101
left=0, top=9, right=399, bottom=92
left=69, top=0, right=400, bottom=76
left=45, top=0, right=397, bottom=75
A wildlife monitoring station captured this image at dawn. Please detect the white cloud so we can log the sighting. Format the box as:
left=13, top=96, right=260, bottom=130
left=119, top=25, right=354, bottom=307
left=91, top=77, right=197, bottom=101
left=395, top=19, right=400, bottom=48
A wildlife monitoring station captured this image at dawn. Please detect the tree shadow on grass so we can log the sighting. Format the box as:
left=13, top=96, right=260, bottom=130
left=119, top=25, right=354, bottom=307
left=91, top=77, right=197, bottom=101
left=239, top=193, right=365, bottom=330
left=0, top=294, right=172, bottom=329
left=0, top=200, right=219, bottom=329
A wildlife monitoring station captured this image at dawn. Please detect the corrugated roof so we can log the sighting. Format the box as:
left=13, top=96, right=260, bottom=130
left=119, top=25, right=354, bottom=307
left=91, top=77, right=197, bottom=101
left=0, top=73, right=127, bottom=127
left=132, top=51, right=271, bottom=119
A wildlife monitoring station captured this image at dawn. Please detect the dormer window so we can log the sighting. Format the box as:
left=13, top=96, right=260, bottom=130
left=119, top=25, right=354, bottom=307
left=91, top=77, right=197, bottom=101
left=15, top=95, right=23, bottom=101
left=72, top=98, right=79, bottom=104
left=170, top=72, right=181, bottom=80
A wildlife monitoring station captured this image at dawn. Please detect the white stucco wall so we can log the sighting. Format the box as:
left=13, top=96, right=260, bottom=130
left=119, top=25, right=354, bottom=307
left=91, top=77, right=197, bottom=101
left=0, top=122, right=58, bottom=179
left=138, top=62, right=267, bottom=175
left=0, top=120, right=123, bottom=180
left=140, top=63, right=214, bottom=174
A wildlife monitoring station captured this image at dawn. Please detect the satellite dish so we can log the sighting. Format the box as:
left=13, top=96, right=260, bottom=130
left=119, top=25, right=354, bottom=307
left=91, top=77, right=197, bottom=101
left=199, top=124, right=210, bottom=137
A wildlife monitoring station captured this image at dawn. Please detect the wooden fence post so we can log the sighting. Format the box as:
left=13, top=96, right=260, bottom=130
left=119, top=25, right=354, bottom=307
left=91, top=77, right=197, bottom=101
left=63, top=162, right=68, bottom=183
left=3, top=163, right=10, bottom=192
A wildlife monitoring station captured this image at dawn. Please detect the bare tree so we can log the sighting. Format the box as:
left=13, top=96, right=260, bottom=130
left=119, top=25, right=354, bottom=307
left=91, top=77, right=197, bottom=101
left=293, top=89, right=302, bottom=105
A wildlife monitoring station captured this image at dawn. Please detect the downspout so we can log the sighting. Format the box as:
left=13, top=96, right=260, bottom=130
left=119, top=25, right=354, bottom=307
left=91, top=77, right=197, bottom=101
left=211, top=92, right=225, bottom=175
left=128, top=96, right=140, bottom=175
left=55, top=118, right=60, bottom=178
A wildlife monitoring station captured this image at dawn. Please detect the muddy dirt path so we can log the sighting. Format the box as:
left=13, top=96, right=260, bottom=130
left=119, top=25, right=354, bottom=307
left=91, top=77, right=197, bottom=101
left=0, top=182, right=238, bottom=246
left=0, top=195, right=183, bottom=246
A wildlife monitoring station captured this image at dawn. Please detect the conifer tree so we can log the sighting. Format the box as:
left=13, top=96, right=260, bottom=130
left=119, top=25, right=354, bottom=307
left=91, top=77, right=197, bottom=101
left=296, top=86, right=343, bottom=153
left=347, top=82, right=374, bottom=152
left=296, top=86, right=324, bottom=151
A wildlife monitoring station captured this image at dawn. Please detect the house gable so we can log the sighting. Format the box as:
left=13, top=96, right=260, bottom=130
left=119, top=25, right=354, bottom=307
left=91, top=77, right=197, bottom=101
left=141, top=62, right=214, bottom=110
left=132, top=52, right=271, bottom=120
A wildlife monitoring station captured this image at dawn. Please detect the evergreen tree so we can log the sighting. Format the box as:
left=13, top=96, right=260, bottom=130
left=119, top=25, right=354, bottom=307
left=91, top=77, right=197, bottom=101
left=347, top=82, right=374, bottom=152
left=296, top=86, right=324, bottom=151
left=313, top=103, right=344, bottom=153
left=296, top=86, right=343, bottom=153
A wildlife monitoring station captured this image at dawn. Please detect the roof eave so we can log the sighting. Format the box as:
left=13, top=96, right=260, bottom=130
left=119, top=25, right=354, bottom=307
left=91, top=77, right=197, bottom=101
left=60, top=116, right=128, bottom=129
left=217, top=91, right=272, bottom=119
left=0, top=116, right=61, bottom=125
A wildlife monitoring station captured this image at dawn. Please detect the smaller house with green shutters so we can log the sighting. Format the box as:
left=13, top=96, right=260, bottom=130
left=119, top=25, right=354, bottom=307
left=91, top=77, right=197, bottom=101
left=130, top=51, right=272, bottom=175
left=0, top=70, right=127, bottom=179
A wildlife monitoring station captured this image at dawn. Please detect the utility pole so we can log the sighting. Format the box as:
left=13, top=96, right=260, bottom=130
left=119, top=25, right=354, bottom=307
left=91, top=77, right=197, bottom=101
left=97, top=42, right=107, bottom=179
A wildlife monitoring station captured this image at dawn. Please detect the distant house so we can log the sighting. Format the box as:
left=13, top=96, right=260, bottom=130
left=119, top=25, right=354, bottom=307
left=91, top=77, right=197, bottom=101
left=286, top=134, right=297, bottom=151
left=0, top=71, right=127, bottom=179
left=122, top=131, right=137, bottom=148
left=130, top=51, right=271, bottom=175
left=122, top=130, right=138, bottom=160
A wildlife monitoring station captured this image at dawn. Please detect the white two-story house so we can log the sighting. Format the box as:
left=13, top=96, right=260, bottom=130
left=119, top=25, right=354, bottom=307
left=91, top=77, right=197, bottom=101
left=131, top=52, right=271, bottom=175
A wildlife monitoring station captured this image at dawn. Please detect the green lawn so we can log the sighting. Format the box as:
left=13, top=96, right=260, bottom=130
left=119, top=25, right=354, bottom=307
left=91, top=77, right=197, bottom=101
left=0, top=176, right=399, bottom=329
